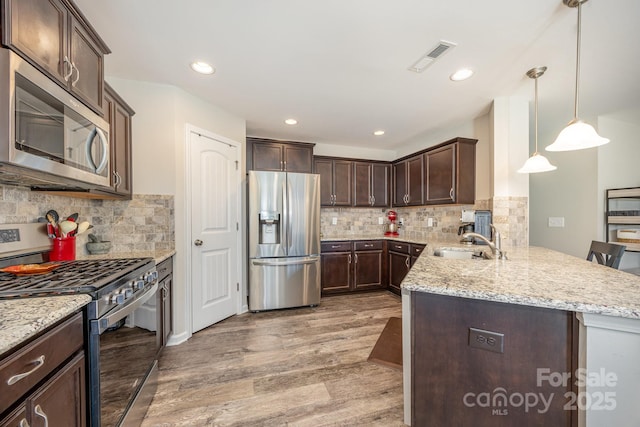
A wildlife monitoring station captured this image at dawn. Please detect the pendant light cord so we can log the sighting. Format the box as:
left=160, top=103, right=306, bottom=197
left=574, top=0, right=582, bottom=120
left=534, top=75, right=539, bottom=153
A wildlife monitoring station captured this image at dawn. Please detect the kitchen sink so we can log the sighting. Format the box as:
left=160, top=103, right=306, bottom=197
left=432, top=247, right=490, bottom=260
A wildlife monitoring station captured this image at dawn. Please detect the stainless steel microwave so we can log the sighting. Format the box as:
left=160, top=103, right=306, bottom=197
left=0, top=49, right=110, bottom=188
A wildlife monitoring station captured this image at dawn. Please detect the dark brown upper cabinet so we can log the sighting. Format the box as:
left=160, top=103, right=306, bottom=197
left=393, top=154, right=424, bottom=206
left=247, top=137, right=314, bottom=172
left=2, top=0, right=110, bottom=114
left=103, top=83, right=134, bottom=198
left=353, top=162, right=390, bottom=207
left=314, top=157, right=352, bottom=207
left=424, top=138, right=476, bottom=205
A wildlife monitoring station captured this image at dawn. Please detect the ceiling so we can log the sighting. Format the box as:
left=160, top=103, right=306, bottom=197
left=74, top=0, right=640, bottom=150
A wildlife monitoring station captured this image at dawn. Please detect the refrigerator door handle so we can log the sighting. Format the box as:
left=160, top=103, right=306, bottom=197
left=251, top=257, right=319, bottom=267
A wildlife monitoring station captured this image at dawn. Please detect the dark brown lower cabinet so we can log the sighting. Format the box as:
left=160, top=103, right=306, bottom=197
left=1, top=353, right=85, bottom=427
left=321, top=240, right=384, bottom=294
left=387, top=241, right=425, bottom=295
left=411, top=292, right=577, bottom=427
left=156, top=256, right=174, bottom=353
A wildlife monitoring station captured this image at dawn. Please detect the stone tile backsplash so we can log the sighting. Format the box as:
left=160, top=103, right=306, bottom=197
left=321, top=197, right=528, bottom=247
left=0, top=185, right=175, bottom=255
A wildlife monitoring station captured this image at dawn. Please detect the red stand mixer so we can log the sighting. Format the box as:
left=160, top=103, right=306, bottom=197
left=384, top=210, right=400, bottom=236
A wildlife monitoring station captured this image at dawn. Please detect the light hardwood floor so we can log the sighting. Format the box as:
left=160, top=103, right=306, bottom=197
left=141, top=292, right=405, bottom=426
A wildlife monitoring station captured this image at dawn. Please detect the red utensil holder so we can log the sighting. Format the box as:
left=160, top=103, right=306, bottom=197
left=50, top=236, right=76, bottom=261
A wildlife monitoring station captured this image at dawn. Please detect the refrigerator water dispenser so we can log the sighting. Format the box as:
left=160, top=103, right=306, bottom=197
left=258, top=212, right=280, bottom=244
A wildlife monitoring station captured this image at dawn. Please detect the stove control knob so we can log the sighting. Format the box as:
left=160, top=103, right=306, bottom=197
left=144, top=271, right=157, bottom=283
left=110, top=293, right=125, bottom=304
left=134, top=279, right=145, bottom=290
left=123, top=288, right=133, bottom=299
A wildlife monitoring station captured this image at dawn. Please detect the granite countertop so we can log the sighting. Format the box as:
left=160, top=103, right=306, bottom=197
left=0, top=294, right=92, bottom=358
left=78, top=249, right=176, bottom=265
left=321, top=234, right=429, bottom=245
left=402, top=245, right=640, bottom=319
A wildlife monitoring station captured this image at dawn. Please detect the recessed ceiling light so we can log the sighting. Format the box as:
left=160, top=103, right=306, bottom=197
left=450, top=68, right=474, bottom=81
left=284, top=118, right=298, bottom=125
left=373, top=130, right=385, bottom=136
left=190, top=61, right=215, bottom=75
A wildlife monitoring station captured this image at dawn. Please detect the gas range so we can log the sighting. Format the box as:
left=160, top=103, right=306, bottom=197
left=0, top=257, right=156, bottom=317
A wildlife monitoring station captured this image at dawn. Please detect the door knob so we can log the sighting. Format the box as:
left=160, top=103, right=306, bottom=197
left=194, top=239, right=203, bottom=246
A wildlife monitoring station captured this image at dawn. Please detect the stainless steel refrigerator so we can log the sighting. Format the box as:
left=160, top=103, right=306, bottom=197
left=248, top=170, right=321, bottom=311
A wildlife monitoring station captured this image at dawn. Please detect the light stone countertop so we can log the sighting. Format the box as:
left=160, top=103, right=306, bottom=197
left=78, top=249, right=176, bottom=265
left=403, top=245, right=640, bottom=319
left=321, top=234, right=430, bottom=245
left=0, top=294, right=91, bottom=358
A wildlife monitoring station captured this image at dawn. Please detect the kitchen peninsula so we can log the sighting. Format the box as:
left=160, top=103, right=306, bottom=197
left=401, top=246, right=640, bottom=427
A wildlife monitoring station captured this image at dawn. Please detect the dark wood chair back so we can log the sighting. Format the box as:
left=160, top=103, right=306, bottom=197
left=586, top=240, right=626, bottom=269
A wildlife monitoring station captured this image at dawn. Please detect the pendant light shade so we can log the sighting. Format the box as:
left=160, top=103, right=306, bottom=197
left=546, top=119, right=609, bottom=151
left=546, top=0, right=609, bottom=152
left=518, top=66, right=557, bottom=174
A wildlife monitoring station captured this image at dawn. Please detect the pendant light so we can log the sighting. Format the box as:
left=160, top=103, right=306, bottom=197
left=518, top=67, right=557, bottom=174
left=546, top=0, right=609, bottom=151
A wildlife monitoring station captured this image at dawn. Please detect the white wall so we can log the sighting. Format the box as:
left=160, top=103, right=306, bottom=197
left=106, top=78, right=179, bottom=195
left=313, top=142, right=395, bottom=162
left=530, top=111, right=640, bottom=264
left=106, top=77, right=246, bottom=344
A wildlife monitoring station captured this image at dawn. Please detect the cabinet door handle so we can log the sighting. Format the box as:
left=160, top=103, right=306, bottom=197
left=449, top=188, right=454, bottom=200
left=34, top=405, right=48, bottom=427
left=371, top=195, right=375, bottom=205
left=7, top=355, right=45, bottom=385
left=354, top=254, right=358, bottom=263
left=19, top=419, right=29, bottom=427
left=63, top=56, right=73, bottom=81
left=71, top=62, right=80, bottom=86
left=405, top=257, right=410, bottom=268
left=348, top=254, right=352, bottom=264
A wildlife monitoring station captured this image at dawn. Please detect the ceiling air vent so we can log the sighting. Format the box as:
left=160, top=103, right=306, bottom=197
left=408, top=40, right=457, bottom=73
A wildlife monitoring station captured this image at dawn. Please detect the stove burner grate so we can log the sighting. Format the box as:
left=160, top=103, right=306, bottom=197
left=0, top=258, right=153, bottom=299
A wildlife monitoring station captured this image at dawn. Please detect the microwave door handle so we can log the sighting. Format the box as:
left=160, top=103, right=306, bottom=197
left=85, top=127, right=109, bottom=174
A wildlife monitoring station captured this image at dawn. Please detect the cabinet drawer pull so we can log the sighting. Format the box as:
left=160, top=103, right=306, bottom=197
left=364, top=244, right=373, bottom=247
left=7, top=355, right=45, bottom=385
left=34, top=405, right=48, bottom=427
left=395, top=245, right=403, bottom=249
left=331, top=245, right=341, bottom=249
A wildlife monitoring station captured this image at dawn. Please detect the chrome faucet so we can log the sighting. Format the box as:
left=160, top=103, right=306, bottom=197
left=462, top=224, right=507, bottom=259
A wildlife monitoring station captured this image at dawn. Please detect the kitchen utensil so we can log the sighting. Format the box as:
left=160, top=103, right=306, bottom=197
left=458, top=222, right=475, bottom=244
left=46, top=223, right=56, bottom=238
left=67, top=213, right=79, bottom=222
left=76, top=221, right=92, bottom=235
left=58, top=220, right=78, bottom=237
left=46, top=210, right=59, bottom=235
left=86, top=234, right=111, bottom=254
left=88, top=233, right=98, bottom=243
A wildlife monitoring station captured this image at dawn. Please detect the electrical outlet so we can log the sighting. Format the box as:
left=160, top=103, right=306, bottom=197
left=427, top=218, right=434, bottom=227
left=548, top=217, right=565, bottom=228
left=378, top=217, right=384, bottom=225
left=469, top=327, right=504, bottom=354
left=332, top=217, right=338, bottom=225
left=399, top=218, right=405, bottom=226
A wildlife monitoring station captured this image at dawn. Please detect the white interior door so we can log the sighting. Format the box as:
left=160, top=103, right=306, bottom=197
left=190, top=130, right=240, bottom=333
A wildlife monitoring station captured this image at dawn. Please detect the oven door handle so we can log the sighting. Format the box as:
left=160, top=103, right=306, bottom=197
left=92, top=283, right=158, bottom=335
